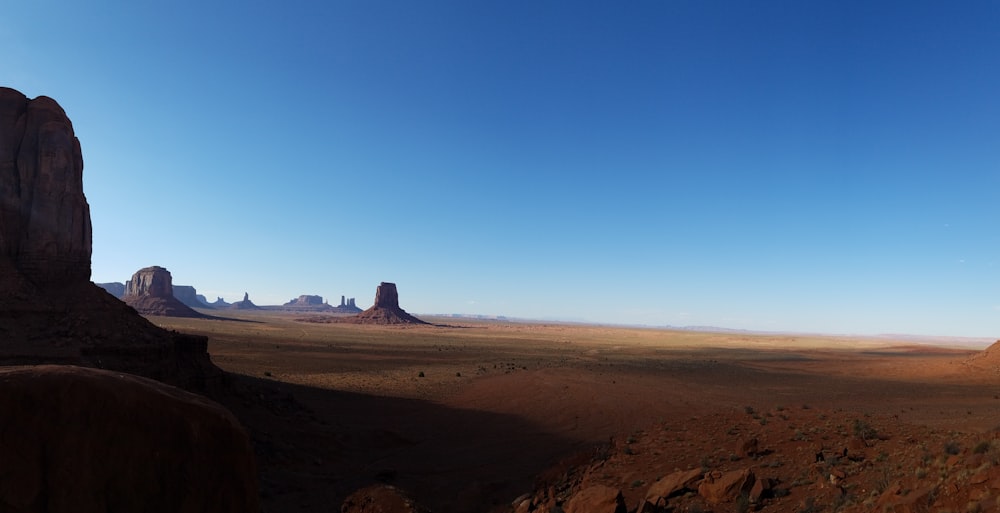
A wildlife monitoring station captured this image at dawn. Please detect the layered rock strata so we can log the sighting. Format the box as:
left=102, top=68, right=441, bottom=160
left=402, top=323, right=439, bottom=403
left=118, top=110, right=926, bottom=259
left=350, top=282, right=427, bottom=324
left=123, top=266, right=206, bottom=318
left=0, top=87, right=220, bottom=391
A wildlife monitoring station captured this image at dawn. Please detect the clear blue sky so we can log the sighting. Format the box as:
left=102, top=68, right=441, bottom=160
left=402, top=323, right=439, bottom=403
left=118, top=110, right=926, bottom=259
left=4, top=1, right=998, bottom=337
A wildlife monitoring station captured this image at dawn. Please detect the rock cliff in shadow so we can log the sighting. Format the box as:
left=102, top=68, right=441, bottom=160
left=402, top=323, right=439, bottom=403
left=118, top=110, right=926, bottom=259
left=0, top=365, right=259, bottom=512
left=0, top=87, right=220, bottom=392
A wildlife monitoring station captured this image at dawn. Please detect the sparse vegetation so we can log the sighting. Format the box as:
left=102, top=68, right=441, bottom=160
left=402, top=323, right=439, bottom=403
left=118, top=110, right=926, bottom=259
left=852, top=419, right=877, bottom=441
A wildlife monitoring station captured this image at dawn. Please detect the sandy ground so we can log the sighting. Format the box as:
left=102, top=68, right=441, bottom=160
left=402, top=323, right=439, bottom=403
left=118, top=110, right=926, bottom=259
left=150, top=311, right=1000, bottom=512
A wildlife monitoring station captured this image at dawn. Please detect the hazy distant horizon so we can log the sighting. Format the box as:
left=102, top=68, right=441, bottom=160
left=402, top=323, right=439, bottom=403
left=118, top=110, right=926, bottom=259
left=7, top=2, right=998, bottom=338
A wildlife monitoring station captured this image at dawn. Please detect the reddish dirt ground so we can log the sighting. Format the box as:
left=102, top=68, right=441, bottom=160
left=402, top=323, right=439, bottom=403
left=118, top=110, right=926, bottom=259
left=150, top=312, right=1000, bottom=512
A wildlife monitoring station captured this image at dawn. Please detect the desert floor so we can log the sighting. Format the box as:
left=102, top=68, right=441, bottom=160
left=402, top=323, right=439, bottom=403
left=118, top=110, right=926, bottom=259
left=150, top=311, right=1000, bottom=513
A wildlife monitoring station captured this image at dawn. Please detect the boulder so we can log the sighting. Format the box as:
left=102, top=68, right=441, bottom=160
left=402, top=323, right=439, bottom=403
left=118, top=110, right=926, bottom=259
left=645, top=468, right=703, bottom=504
left=0, top=365, right=258, bottom=513
left=341, top=484, right=429, bottom=513
left=564, top=485, right=627, bottom=513
left=735, top=437, right=759, bottom=458
left=697, top=468, right=755, bottom=504
left=123, top=266, right=205, bottom=318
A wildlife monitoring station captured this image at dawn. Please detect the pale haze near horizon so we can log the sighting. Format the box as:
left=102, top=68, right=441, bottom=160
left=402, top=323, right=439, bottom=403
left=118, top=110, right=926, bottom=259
left=2, top=2, right=998, bottom=338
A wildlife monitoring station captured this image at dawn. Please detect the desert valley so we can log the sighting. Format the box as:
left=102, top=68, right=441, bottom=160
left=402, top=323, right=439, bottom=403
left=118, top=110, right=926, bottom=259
left=4, top=85, right=1000, bottom=513
left=148, top=309, right=1000, bottom=513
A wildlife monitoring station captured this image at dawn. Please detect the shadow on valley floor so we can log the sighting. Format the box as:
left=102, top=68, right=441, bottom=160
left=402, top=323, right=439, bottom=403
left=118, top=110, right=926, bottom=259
left=214, top=373, right=583, bottom=513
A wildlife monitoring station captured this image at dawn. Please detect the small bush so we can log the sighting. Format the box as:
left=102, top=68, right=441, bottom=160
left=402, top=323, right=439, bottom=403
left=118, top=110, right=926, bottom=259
left=418, top=371, right=425, bottom=378
left=945, top=441, right=962, bottom=455
left=974, top=440, right=991, bottom=454
left=853, top=419, right=877, bottom=441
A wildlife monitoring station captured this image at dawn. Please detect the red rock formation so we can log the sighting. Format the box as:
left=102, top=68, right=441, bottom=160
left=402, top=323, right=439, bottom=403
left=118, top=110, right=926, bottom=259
left=0, top=87, right=91, bottom=286
left=285, top=294, right=325, bottom=306
left=123, top=265, right=205, bottom=318
left=350, top=282, right=427, bottom=324
left=0, top=365, right=258, bottom=513
left=0, top=87, right=220, bottom=391
left=230, top=291, right=261, bottom=310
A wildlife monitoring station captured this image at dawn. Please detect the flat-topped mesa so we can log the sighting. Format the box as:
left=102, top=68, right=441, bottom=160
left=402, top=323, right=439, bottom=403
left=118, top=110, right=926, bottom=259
left=173, top=285, right=210, bottom=308
left=284, top=295, right=324, bottom=307
left=124, top=266, right=172, bottom=298
left=351, top=282, right=427, bottom=325
left=123, top=266, right=205, bottom=318
left=373, top=282, right=400, bottom=309
left=0, top=87, right=91, bottom=286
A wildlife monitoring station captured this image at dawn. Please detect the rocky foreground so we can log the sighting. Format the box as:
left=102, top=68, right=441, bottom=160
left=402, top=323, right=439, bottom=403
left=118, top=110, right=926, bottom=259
left=511, top=404, right=1000, bottom=513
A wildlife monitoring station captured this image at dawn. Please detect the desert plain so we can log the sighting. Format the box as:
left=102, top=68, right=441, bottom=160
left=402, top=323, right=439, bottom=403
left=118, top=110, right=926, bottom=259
left=145, top=310, right=1000, bottom=513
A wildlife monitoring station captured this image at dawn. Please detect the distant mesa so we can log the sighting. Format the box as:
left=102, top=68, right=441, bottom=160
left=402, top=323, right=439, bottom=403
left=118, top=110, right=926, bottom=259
left=284, top=294, right=325, bottom=307
left=123, top=266, right=206, bottom=318
left=97, top=281, right=125, bottom=298
left=230, top=292, right=261, bottom=310
left=99, top=280, right=212, bottom=309
left=173, top=285, right=213, bottom=309
left=349, top=282, right=427, bottom=325
left=210, top=296, right=231, bottom=307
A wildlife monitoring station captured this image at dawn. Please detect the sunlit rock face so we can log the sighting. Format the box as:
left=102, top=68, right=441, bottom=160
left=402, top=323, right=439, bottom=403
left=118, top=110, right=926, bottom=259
left=123, top=266, right=206, bottom=318
left=124, top=266, right=173, bottom=298
left=0, top=87, right=91, bottom=286
left=351, top=282, right=427, bottom=325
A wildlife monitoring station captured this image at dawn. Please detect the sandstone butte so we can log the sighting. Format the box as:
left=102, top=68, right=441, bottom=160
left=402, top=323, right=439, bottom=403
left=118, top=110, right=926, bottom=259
left=123, top=265, right=207, bottom=318
left=349, top=281, right=428, bottom=324
left=0, top=86, right=259, bottom=512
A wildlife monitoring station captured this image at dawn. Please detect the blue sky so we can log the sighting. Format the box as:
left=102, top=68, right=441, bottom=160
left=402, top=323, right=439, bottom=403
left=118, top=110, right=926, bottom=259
left=4, top=1, right=998, bottom=336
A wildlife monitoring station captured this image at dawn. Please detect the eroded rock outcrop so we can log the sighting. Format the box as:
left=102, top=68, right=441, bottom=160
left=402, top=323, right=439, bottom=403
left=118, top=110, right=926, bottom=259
left=230, top=292, right=261, bottom=310
left=123, top=266, right=205, bottom=318
left=285, top=294, right=324, bottom=306
left=173, top=284, right=211, bottom=308
left=350, top=282, right=427, bottom=324
left=0, top=365, right=258, bottom=513
left=0, top=87, right=220, bottom=391
left=0, top=87, right=91, bottom=286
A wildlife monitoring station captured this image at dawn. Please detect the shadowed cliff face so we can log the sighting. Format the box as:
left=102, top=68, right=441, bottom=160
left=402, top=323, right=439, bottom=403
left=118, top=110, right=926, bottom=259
left=123, top=266, right=206, bottom=318
left=0, top=86, right=219, bottom=391
left=0, top=87, right=91, bottom=286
